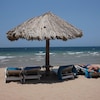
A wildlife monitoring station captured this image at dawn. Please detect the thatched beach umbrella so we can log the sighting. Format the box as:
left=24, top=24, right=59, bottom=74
left=6, top=12, right=83, bottom=72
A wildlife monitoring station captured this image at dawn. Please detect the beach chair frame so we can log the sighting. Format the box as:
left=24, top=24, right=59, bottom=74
left=5, top=67, right=23, bottom=83
left=53, top=65, right=77, bottom=80
left=22, top=66, right=41, bottom=83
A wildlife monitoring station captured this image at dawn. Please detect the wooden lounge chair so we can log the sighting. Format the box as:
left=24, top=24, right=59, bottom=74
left=5, top=67, right=23, bottom=83
left=53, top=65, right=77, bottom=80
left=22, top=66, right=41, bottom=83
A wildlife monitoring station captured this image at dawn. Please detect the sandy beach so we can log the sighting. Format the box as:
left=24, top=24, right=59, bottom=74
left=0, top=67, right=100, bottom=100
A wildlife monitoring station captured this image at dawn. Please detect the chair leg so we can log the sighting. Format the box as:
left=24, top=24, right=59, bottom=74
left=23, top=78, right=25, bottom=84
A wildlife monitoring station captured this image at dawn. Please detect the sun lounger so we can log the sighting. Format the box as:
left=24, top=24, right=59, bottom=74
left=75, top=65, right=86, bottom=75
left=5, top=67, right=23, bottom=83
left=22, top=66, right=41, bottom=83
left=53, top=65, right=77, bottom=80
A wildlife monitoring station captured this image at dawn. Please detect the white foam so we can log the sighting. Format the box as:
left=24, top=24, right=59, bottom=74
left=0, top=56, right=15, bottom=60
left=30, top=56, right=44, bottom=61
left=35, top=51, right=55, bottom=56
left=67, top=52, right=83, bottom=55
left=67, top=52, right=76, bottom=55
left=35, top=51, right=45, bottom=56
left=75, top=52, right=83, bottom=54
left=88, top=52, right=100, bottom=56
left=0, top=59, right=9, bottom=62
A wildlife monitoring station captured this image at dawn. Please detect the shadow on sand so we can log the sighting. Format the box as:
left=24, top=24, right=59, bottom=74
left=20, top=71, right=76, bottom=84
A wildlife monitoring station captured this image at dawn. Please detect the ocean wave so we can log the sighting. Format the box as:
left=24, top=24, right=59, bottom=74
left=76, top=54, right=89, bottom=57
left=88, top=52, right=100, bottom=56
left=76, top=52, right=100, bottom=57
left=0, top=59, right=9, bottom=63
left=35, top=51, right=45, bottom=56
left=30, top=56, right=44, bottom=61
left=62, top=51, right=100, bottom=57
left=67, top=52, right=84, bottom=55
left=35, top=51, right=55, bottom=56
left=0, top=56, right=15, bottom=60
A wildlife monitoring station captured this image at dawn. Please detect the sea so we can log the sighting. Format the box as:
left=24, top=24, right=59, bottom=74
left=0, top=47, right=100, bottom=68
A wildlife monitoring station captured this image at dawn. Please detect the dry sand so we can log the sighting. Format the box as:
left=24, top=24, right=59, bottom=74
left=0, top=68, right=100, bottom=100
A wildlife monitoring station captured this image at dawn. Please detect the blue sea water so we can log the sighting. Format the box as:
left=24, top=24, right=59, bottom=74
left=0, top=47, right=100, bottom=68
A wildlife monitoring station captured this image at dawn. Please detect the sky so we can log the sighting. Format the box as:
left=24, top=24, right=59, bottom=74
left=0, top=0, right=100, bottom=47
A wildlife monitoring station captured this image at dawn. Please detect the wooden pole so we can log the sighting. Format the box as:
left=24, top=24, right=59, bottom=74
left=45, top=39, right=50, bottom=72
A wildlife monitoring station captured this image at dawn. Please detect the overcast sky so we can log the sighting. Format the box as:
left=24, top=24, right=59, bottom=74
left=0, top=0, right=100, bottom=47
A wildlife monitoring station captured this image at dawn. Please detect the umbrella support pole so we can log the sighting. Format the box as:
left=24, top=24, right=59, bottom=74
left=45, top=39, right=50, bottom=73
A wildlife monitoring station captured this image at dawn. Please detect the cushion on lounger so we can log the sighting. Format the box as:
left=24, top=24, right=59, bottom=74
left=6, top=67, right=22, bottom=76
left=23, top=66, right=41, bottom=75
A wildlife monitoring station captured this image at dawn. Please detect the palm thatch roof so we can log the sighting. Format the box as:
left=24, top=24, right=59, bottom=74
left=6, top=12, right=83, bottom=41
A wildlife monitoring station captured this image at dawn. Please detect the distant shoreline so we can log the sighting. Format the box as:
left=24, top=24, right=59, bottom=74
left=0, top=46, right=100, bottom=48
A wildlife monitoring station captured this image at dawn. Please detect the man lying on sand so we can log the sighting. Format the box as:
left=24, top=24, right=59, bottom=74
left=78, top=64, right=100, bottom=73
left=75, top=64, right=100, bottom=78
